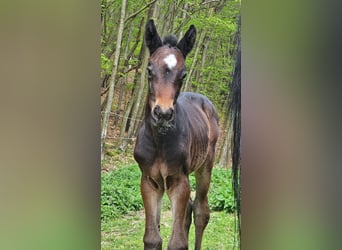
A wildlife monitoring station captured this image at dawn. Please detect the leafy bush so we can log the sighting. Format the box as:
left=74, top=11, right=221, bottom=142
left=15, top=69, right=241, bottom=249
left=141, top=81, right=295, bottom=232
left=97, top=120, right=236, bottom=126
left=100, top=53, right=112, bottom=75
left=208, top=168, right=236, bottom=213
left=101, top=165, right=143, bottom=221
left=190, top=168, right=235, bottom=213
left=101, top=165, right=235, bottom=221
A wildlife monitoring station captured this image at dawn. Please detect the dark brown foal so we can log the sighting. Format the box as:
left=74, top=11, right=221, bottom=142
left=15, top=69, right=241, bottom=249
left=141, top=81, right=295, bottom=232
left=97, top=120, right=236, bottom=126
left=134, top=20, right=219, bottom=250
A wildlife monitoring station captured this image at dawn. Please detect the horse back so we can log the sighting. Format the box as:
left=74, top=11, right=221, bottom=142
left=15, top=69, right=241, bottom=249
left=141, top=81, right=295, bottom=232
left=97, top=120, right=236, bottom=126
left=177, top=92, right=219, bottom=172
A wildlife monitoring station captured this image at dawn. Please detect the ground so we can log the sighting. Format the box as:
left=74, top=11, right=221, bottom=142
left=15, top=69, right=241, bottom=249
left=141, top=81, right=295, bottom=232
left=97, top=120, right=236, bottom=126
left=101, top=209, right=238, bottom=250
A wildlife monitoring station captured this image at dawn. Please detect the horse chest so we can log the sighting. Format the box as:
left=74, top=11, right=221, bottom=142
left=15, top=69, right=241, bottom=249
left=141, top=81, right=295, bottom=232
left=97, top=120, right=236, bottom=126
left=135, top=129, right=187, bottom=167
left=152, top=139, right=188, bottom=171
left=136, top=146, right=188, bottom=192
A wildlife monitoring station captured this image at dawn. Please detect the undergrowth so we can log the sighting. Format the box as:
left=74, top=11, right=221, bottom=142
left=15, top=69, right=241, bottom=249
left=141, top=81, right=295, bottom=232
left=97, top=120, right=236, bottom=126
left=101, top=164, right=235, bottom=221
left=101, top=164, right=142, bottom=220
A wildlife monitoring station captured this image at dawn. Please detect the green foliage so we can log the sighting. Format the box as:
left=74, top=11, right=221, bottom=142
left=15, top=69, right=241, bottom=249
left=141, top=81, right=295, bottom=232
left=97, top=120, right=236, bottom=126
left=101, top=165, right=143, bottom=221
left=101, top=53, right=112, bottom=75
left=208, top=167, right=236, bottom=213
left=190, top=167, right=235, bottom=213
left=102, top=165, right=235, bottom=222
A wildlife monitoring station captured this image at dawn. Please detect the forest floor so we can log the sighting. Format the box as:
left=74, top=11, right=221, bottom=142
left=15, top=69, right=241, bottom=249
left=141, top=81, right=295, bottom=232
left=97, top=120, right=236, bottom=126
left=101, top=113, right=136, bottom=172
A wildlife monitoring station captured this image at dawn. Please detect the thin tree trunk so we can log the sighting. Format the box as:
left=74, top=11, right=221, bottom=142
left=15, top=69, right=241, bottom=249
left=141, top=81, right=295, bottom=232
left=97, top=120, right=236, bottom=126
left=199, top=33, right=210, bottom=83
left=206, top=37, right=220, bottom=84
left=132, top=92, right=146, bottom=136
left=101, top=0, right=107, bottom=41
left=114, top=20, right=133, bottom=126
left=161, top=1, right=175, bottom=34
left=119, top=29, right=147, bottom=144
left=194, top=32, right=210, bottom=92
left=218, top=125, right=230, bottom=167
left=119, top=71, right=137, bottom=144
left=121, top=48, right=148, bottom=150
left=124, top=18, right=145, bottom=67
left=114, top=77, right=124, bottom=126
left=127, top=50, right=148, bottom=140
left=169, top=2, right=176, bottom=33
left=183, top=28, right=206, bottom=92
left=101, top=0, right=127, bottom=161
left=120, top=2, right=158, bottom=150
left=178, top=3, right=188, bottom=38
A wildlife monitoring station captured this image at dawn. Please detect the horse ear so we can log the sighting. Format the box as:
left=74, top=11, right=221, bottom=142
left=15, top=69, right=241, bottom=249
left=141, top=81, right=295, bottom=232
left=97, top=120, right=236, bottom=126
left=145, top=20, right=162, bottom=55
left=177, top=25, right=196, bottom=58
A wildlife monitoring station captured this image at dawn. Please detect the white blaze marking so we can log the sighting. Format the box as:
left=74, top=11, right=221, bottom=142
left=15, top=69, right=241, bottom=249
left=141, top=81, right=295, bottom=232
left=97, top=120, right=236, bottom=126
left=163, top=54, right=177, bottom=69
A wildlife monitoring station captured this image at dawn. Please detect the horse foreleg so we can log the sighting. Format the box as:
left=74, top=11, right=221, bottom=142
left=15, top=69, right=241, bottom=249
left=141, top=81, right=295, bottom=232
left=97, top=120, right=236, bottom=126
left=167, top=175, right=190, bottom=250
left=141, top=175, right=163, bottom=250
left=193, top=166, right=212, bottom=250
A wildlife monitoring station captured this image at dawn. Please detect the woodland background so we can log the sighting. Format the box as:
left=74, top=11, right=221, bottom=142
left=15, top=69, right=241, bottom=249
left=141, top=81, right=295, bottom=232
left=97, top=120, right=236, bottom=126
left=100, top=0, right=241, bottom=168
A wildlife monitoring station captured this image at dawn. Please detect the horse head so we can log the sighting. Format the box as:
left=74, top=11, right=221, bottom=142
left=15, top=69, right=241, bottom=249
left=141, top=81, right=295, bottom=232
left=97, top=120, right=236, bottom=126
left=144, top=20, right=196, bottom=134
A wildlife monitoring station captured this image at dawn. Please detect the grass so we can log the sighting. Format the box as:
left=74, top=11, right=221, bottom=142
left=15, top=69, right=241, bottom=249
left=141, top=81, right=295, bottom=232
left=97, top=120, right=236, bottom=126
left=101, top=164, right=239, bottom=249
left=101, top=208, right=238, bottom=250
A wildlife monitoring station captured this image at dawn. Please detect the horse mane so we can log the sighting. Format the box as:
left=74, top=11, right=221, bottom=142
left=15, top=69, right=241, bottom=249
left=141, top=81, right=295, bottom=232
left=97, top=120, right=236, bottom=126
left=162, top=35, right=178, bottom=47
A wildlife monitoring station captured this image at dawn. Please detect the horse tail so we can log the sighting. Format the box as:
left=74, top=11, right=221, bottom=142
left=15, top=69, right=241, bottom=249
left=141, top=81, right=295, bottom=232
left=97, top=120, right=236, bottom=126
left=229, top=19, right=241, bottom=248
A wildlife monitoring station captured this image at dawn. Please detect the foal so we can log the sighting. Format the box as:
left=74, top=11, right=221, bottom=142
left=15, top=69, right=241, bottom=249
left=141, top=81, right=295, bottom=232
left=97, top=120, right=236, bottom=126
left=134, top=20, right=219, bottom=250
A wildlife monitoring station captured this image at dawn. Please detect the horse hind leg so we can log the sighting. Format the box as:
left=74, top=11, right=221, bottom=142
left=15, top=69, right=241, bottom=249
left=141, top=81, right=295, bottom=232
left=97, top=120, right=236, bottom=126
left=185, top=198, right=193, bottom=240
left=193, top=163, right=213, bottom=250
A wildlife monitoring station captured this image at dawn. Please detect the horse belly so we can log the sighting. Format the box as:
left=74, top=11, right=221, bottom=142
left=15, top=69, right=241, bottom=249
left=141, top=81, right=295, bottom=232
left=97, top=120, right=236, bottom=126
left=187, top=107, right=218, bottom=172
left=189, top=138, right=210, bottom=172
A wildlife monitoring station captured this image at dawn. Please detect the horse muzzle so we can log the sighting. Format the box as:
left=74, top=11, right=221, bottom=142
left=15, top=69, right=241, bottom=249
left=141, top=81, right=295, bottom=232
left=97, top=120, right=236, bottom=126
left=151, top=105, right=175, bottom=133
left=152, top=105, right=174, bottom=122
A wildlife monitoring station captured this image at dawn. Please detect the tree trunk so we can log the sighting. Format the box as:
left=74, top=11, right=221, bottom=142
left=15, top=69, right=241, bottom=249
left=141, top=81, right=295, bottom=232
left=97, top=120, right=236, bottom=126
left=206, top=37, right=220, bottom=84
left=101, top=0, right=127, bottom=161
left=118, top=72, right=137, bottom=144
left=178, top=3, right=188, bottom=38
left=114, top=20, right=133, bottom=126
left=218, top=131, right=229, bottom=167
left=183, top=28, right=206, bottom=92
left=121, top=4, right=159, bottom=150
left=195, top=32, right=210, bottom=92
left=121, top=44, right=148, bottom=150
left=119, top=3, right=157, bottom=150
left=101, top=0, right=107, bottom=41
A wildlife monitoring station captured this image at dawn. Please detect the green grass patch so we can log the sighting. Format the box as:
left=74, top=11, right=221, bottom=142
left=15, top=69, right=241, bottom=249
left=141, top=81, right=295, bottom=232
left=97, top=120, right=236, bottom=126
left=101, top=210, right=238, bottom=250
left=101, top=164, right=239, bottom=249
left=208, top=168, right=236, bottom=213
left=101, top=164, right=143, bottom=220
left=102, top=164, right=236, bottom=221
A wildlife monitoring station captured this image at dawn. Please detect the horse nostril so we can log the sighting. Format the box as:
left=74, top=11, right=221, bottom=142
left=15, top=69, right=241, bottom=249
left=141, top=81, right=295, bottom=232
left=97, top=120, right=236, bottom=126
left=160, top=108, right=174, bottom=121
left=165, top=108, right=174, bottom=121
left=153, top=106, right=174, bottom=121
left=153, top=105, right=161, bottom=118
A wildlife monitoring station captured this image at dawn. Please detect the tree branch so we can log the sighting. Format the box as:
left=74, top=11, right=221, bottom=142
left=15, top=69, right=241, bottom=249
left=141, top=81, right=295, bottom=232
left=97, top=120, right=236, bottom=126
left=201, top=0, right=220, bottom=5
left=124, top=0, right=157, bottom=24
left=123, top=62, right=142, bottom=74
left=124, top=17, right=144, bottom=66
